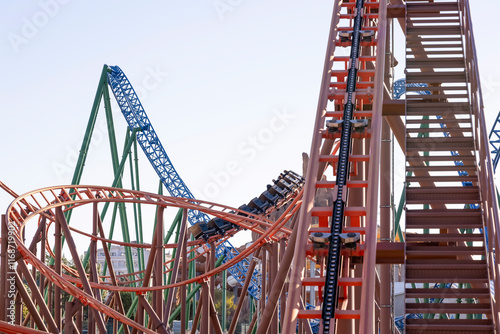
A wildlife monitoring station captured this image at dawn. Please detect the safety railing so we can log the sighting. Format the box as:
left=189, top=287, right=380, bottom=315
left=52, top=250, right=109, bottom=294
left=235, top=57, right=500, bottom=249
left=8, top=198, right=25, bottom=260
left=459, top=0, right=500, bottom=329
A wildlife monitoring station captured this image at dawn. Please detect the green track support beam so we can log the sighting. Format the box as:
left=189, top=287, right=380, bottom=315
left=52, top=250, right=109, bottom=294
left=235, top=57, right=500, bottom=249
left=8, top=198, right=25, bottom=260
left=222, top=269, right=227, bottom=331
left=67, top=65, right=111, bottom=220
left=133, top=139, right=145, bottom=273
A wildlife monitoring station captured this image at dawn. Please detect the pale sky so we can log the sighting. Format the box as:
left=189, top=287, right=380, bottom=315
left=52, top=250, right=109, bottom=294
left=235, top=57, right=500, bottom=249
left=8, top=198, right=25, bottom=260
left=1, top=1, right=500, bottom=249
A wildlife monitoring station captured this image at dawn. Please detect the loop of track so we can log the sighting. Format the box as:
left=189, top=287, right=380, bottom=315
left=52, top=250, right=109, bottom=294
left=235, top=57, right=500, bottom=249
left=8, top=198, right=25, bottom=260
left=4, top=185, right=302, bottom=332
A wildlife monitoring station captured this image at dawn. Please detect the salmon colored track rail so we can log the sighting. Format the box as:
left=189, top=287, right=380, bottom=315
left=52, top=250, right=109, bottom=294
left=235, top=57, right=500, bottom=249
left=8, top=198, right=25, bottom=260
left=3, top=185, right=302, bottom=333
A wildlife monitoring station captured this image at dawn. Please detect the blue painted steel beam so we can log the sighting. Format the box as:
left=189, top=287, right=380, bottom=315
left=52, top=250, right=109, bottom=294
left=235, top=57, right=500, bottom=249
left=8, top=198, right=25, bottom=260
left=488, top=111, right=500, bottom=172
left=106, top=65, right=261, bottom=299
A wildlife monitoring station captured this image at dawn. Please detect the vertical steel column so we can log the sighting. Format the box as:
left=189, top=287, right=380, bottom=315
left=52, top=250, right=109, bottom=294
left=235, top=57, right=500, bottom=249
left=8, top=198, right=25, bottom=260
left=88, top=303, right=95, bottom=334
left=133, top=207, right=163, bottom=334
left=279, top=238, right=286, bottom=326
left=54, top=211, right=62, bottom=328
left=133, top=139, right=145, bottom=273
left=359, top=0, right=387, bottom=331
left=209, top=240, right=216, bottom=334
left=192, top=293, right=203, bottom=334
left=76, top=304, right=83, bottom=332
left=208, top=289, right=224, bottom=334
left=269, top=243, right=278, bottom=334
left=69, top=64, right=109, bottom=192
left=180, top=229, right=188, bottom=334
left=201, top=281, right=210, bottom=334
left=153, top=205, right=165, bottom=319
left=189, top=235, right=196, bottom=330
left=95, top=213, right=130, bottom=334
left=165, top=208, right=182, bottom=301
left=40, top=218, right=47, bottom=299
left=256, top=214, right=299, bottom=334
left=167, top=256, right=226, bottom=324
left=64, top=302, right=74, bottom=333
left=90, top=203, right=102, bottom=306
left=89, top=128, right=140, bottom=277
left=379, top=119, right=392, bottom=334
left=229, top=248, right=262, bottom=334
left=260, top=248, right=267, bottom=316
left=221, top=269, right=227, bottom=332
left=55, top=207, right=107, bottom=333
left=15, top=285, right=21, bottom=325
left=164, top=208, right=188, bottom=322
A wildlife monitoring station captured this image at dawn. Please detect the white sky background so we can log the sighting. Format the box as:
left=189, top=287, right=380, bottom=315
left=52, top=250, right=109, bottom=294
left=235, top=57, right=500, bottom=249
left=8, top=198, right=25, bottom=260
left=1, top=1, right=500, bottom=252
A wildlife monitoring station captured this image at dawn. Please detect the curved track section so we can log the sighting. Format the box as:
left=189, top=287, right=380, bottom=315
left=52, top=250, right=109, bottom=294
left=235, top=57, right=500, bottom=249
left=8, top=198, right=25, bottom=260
left=107, top=65, right=261, bottom=298
left=3, top=185, right=302, bottom=333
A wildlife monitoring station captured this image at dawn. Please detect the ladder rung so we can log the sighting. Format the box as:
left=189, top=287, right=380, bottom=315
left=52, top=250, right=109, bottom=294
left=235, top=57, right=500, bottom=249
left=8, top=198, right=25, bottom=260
left=311, top=206, right=366, bottom=217
left=335, top=309, right=360, bottom=319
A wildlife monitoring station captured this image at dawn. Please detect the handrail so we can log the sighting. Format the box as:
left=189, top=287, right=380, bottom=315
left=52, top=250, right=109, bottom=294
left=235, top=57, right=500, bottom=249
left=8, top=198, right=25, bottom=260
left=359, top=0, right=387, bottom=331
left=459, top=0, right=500, bottom=330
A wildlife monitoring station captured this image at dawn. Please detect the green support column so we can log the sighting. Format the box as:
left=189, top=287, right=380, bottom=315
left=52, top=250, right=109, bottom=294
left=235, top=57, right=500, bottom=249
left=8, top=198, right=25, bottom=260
left=186, top=235, right=195, bottom=331
left=133, top=139, right=145, bottom=273
left=49, top=65, right=109, bottom=267
left=102, top=89, right=135, bottom=282
left=117, top=209, right=184, bottom=334
left=68, top=65, right=110, bottom=214
left=222, top=269, right=227, bottom=331
left=94, top=128, right=140, bottom=276
left=249, top=296, right=254, bottom=329
left=165, top=215, right=182, bottom=301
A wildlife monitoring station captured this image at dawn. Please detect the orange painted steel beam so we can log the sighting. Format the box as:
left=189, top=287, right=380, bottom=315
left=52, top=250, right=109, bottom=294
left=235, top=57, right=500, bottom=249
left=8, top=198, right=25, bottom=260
left=335, top=310, right=361, bottom=320
left=297, top=310, right=322, bottom=320
left=311, top=206, right=367, bottom=217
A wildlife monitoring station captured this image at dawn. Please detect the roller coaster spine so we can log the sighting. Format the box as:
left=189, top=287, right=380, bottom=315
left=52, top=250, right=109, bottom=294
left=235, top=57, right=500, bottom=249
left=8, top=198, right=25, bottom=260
left=322, top=0, right=364, bottom=332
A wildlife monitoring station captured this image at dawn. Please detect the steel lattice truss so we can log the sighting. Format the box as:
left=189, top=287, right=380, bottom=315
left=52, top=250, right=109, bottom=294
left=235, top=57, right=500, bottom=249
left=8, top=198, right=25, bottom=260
left=107, top=65, right=262, bottom=299
left=489, top=111, right=500, bottom=172
left=392, top=78, right=430, bottom=99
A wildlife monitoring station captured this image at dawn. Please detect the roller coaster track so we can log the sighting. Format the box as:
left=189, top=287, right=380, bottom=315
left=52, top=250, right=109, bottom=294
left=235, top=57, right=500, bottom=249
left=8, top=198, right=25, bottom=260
left=2, top=185, right=301, bottom=333
left=3, top=1, right=500, bottom=334
left=106, top=66, right=262, bottom=299
left=282, top=0, right=386, bottom=332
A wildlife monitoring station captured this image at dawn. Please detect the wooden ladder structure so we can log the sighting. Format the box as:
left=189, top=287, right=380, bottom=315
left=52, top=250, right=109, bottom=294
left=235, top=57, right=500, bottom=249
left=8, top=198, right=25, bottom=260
left=404, top=0, right=495, bottom=332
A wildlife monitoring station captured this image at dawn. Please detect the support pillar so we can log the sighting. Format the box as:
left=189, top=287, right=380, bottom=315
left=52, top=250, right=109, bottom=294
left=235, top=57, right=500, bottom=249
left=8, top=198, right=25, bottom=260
left=379, top=119, right=392, bottom=334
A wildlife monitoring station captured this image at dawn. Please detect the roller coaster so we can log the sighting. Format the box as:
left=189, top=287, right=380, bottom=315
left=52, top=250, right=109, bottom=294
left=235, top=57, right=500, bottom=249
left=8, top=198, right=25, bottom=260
left=1, top=0, right=500, bottom=333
